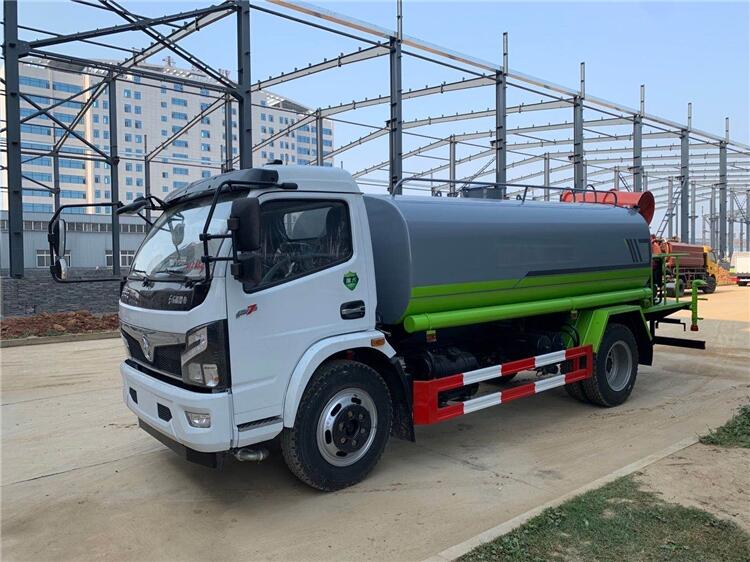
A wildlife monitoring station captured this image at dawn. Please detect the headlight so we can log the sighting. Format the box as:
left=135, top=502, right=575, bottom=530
left=180, top=321, right=230, bottom=390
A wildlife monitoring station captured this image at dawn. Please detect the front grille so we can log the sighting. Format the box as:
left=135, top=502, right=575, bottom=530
left=123, top=331, right=183, bottom=379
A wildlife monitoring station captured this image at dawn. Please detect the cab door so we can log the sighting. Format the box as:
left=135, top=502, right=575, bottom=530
left=225, top=192, right=374, bottom=424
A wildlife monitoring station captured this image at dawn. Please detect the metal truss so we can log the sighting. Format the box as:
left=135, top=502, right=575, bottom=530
left=3, top=0, right=750, bottom=278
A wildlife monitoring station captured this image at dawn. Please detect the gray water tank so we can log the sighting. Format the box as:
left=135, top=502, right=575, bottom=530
left=363, top=195, right=651, bottom=325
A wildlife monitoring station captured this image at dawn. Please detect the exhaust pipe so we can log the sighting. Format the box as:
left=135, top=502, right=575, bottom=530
left=233, top=447, right=269, bottom=462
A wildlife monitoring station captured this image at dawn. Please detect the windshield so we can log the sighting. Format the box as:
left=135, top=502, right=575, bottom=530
left=130, top=194, right=241, bottom=281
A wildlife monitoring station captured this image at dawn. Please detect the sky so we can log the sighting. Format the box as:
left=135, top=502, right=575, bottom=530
left=8, top=0, right=750, bottom=188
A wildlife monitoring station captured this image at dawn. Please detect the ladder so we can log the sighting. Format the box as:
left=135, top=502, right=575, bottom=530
left=657, top=190, right=681, bottom=238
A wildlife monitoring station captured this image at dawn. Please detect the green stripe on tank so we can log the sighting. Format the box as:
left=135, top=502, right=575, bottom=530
left=403, top=267, right=650, bottom=319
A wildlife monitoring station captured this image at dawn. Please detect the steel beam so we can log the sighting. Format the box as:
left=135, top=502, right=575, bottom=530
left=108, top=78, right=121, bottom=277
left=237, top=0, right=253, bottom=169
left=27, top=3, right=232, bottom=49
left=680, top=130, right=690, bottom=242
left=719, top=141, right=727, bottom=258
left=4, top=0, right=24, bottom=277
left=633, top=114, right=643, bottom=192
left=388, top=34, right=403, bottom=194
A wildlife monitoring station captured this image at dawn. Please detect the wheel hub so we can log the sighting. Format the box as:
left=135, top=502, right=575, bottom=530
left=331, top=405, right=371, bottom=453
left=316, top=388, right=378, bottom=467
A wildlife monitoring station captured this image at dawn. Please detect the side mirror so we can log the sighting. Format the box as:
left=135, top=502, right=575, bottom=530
left=171, top=221, right=185, bottom=247
left=52, top=257, right=69, bottom=281
left=231, top=252, right=262, bottom=288
left=49, top=218, right=67, bottom=258
left=230, top=198, right=261, bottom=252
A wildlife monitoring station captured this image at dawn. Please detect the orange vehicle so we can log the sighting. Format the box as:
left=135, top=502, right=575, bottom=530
left=655, top=240, right=718, bottom=294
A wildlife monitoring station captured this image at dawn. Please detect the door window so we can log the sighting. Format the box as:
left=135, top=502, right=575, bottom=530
left=253, top=199, right=352, bottom=290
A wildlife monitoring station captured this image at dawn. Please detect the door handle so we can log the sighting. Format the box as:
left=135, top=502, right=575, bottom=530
left=340, top=300, right=366, bottom=320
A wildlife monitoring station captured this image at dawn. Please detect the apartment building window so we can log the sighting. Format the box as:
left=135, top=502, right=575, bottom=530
left=93, top=115, right=99, bottom=124
left=124, top=133, right=132, bottom=142
left=20, top=76, right=50, bottom=89
left=200, top=130, right=210, bottom=138
left=174, top=140, right=188, bottom=148
left=134, top=91, right=142, bottom=100
left=135, top=135, right=142, bottom=144
left=134, top=106, right=142, bottom=115
left=201, top=117, right=210, bottom=125
left=126, top=192, right=133, bottom=200
left=125, top=162, right=133, bottom=171
left=173, top=181, right=188, bottom=189
left=200, top=88, right=209, bottom=96
left=173, top=167, right=189, bottom=176
left=53, top=82, right=81, bottom=94
left=135, top=121, right=142, bottom=129
left=124, top=89, right=131, bottom=98
left=200, top=143, right=211, bottom=152
left=161, top=129, right=168, bottom=137
left=201, top=170, right=211, bottom=178
left=172, top=112, right=188, bottom=120
left=21, top=124, right=52, bottom=136
left=200, top=103, right=210, bottom=111
left=174, top=84, right=184, bottom=92
left=162, top=171, right=169, bottom=179
left=124, top=119, right=132, bottom=127
left=124, top=104, right=131, bottom=113
left=261, top=113, right=266, bottom=121
left=60, top=190, right=86, bottom=199
left=126, top=177, right=133, bottom=186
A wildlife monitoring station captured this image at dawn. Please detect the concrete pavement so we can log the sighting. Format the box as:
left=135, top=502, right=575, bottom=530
left=2, top=286, right=748, bottom=561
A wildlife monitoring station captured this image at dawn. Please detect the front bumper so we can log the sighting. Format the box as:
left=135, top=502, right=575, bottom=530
left=121, top=360, right=234, bottom=456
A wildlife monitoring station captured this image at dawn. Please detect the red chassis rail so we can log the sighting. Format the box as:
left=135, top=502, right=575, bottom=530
left=413, top=345, right=594, bottom=425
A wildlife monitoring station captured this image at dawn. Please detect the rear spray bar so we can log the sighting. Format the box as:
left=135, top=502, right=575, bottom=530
left=413, top=344, right=593, bottom=425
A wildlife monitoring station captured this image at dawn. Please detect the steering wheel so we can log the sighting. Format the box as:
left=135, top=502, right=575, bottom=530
left=260, top=241, right=317, bottom=285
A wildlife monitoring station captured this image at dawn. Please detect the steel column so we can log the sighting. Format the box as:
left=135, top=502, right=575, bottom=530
left=746, top=190, right=750, bottom=252
left=633, top=114, right=643, bottom=192
left=710, top=185, right=716, bottom=250
left=543, top=153, right=550, bottom=201
left=108, top=78, right=121, bottom=277
left=4, top=0, right=24, bottom=277
left=719, top=141, right=727, bottom=258
left=388, top=34, right=403, bottom=194
left=448, top=136, right=456, bottom=196
left=315, top=111, right=324, bottom=166
left=690, top=180, right=696, bottom=244
left=573, top=95, right=584, bottom=190
left=729, top=194, right=734, bottom=257
left=236, top=0, right=252, bottom=169
left=224, top=96, right=234, bottom=172
left=52, top=151, right=61, bottom=211
left=495, top=32, right=508, bottom=197
left=680, top=130, right=689, bottom=242
left=667, top=178, right=674, bottom=238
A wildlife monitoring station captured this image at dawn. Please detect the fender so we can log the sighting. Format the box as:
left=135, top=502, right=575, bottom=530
left=574, top=304, right=653, bottom=365
left=282, top=330, right=396, bottom=427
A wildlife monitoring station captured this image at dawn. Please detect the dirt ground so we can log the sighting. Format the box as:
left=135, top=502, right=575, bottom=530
left=0, top=311, right=119, bottom=339
left=637, top=442, right=750, bottom=533
left=1, top=286, right=748, bottom=561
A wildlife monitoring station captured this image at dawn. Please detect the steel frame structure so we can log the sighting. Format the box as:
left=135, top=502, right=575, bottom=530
left=2, top=0, right=750, bottom=278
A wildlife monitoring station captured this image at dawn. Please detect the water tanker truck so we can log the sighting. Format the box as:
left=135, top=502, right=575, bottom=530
left=46, top=166, right=705, bottom=491
left=654, top=240, right=719, bottom=294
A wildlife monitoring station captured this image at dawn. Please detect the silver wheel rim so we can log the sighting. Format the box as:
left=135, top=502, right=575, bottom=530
left=316, top=388, right=378, bottom=467
left=604, top=340, right=633, bottom=391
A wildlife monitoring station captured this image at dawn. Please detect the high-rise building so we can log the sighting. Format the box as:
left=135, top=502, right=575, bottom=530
left=1, top=57, right=334, bottom=216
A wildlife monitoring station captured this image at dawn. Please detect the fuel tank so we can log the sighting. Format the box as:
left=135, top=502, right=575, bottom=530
left=363, top=195, right=651, bottom=325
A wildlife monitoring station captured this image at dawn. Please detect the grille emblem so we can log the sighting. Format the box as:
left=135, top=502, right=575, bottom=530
left=141, top=334, right=153, bottom=361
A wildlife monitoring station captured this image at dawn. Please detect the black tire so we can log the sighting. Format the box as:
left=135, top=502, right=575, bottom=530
left=739, top=281, right=748, bottom=287
left=581, top=323, right=639, bottom=407
left=565, top=381, right=589, bottom=403
left=701, top=275, right=717, bottom=294
left=281, top=359, right=392, bottom=492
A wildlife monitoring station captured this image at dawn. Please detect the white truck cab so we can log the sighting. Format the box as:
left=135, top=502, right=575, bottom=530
left=117, top=165, right=402, bottom=489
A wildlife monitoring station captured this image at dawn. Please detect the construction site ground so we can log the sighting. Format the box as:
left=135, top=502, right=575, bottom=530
left=1, top=286, right=749, bottom=561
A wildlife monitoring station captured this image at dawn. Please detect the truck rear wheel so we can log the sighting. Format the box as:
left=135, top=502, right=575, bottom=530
left=581, top=324, right=638, bottom=407
left=701, top=275, right=717, bottom=294
left=281, top=359, right=392, bottom=491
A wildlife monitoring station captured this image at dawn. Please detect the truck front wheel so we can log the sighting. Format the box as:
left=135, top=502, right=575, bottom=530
left=581, top=324, right=638, bottom=407
left=281, top=359, right=392, bottom=491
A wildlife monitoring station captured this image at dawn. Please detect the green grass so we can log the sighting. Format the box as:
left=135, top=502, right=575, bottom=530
left=460, top=476, right=750, bottom=562
left=700, top=404, right=750, bottom=448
